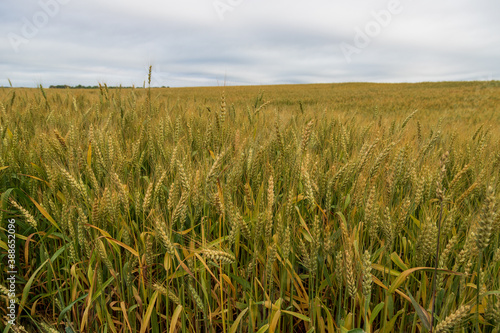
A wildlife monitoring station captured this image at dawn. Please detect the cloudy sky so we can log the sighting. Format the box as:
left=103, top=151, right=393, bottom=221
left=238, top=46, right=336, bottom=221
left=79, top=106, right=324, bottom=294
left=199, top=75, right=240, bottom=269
left=1, top=0, right=499, bottom=87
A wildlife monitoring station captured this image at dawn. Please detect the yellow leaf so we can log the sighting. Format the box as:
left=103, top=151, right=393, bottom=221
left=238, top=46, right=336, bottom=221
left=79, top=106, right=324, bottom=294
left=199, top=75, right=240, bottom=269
left=295, top=206, right=311, bottom=236
left=80, top=269, right=94, bottom=332
left=169, top=304, right=183, bottom=333
left=27, top=194, right=60, bottom=231
left=372, top=275, right=412, bottom=304
left=140, top=291, right=158, bottom=333
left=371, top=263, right=401, bottom=277
left=321, top=304, right=335, bottom=333
left=120, top=301, right=133, bottom=333
left=19, top=173, right=50, bottom=186
left=87, top=142, right=92, bottom=168
left=389, top=267, right=463, bottom=294
left=269, top=309, right=281, bottom=333
left=178, top=225, right=197, bottom=235
left=86, top=224, right=113, bottom=238
left=105, top=237, right=139, bottom=258
left=88, top=228, right=139, bottom=257
left=174, top=249, right=196, bottom=280
left=164, top=252, right=172, bottom=271
left=222, top=274, right=236, bottom=295
left=282, top=310, right=311, bottom=322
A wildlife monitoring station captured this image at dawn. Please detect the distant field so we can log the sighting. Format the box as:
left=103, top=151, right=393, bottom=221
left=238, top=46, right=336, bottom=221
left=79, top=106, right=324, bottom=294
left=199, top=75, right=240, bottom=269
left=1, top=81, right=499, bottom=332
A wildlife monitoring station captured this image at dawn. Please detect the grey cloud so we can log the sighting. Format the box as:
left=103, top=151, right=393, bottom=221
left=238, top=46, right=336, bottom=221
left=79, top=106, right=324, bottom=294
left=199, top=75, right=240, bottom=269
left=1, top=0, right=499, bottom=87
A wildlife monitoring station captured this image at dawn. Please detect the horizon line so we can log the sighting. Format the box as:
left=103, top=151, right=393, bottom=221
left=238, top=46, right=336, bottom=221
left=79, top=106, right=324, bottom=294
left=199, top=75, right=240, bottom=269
left=1, top=79, right=498, bottom=90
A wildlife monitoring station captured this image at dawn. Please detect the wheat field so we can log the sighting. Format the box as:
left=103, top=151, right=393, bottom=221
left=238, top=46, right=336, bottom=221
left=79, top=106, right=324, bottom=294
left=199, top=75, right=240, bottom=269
left=1, top=78, right=500, bottom=332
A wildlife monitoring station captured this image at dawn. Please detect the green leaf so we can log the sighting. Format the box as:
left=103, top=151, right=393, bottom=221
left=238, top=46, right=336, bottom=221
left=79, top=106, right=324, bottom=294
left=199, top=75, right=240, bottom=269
left=256, top=324, right=269, bottom=333
left=20, top=259, right=49, bottom=308
left=58, top=293, right=89, bottom=322
left=228, top=272, right=251, bottom=291
left=91, top=277, right=115, bottom=303
left=390, top=252, right=408, bottom=271
left=383, top=309, right=404, bottom=333
left=50, top=244, right=68, bottom=263
left=229, top=308, right=249, bottom=333
left=336, top=211, right=348, bottom=230
left=369, top=302, right=385, bottom=325
left=65, top=326, right=76, bottom=333
left=409, top=215, right=421, bottom=228
left=1, top=188, right=15, bottom=209
left=343, top=194, right=351, bottom=210
left=406, top=288, right=431, bottom=331
left=282, top=310, right=311, bottom=322
left=483, top=290, right=500, bottom=297
left=347, top=329, right=365, bottom=333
